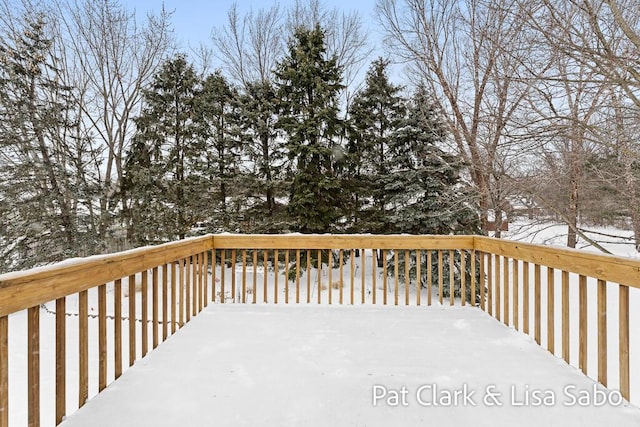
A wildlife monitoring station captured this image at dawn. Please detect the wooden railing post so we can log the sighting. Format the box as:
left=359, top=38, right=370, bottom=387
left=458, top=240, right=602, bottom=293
left=55, top=297, right=66, bottom=425
left=0, top=316, right=7, bottom=427
left=620, top=284, right=630, bottom=400
left=597, top=279, right=607, bottom=387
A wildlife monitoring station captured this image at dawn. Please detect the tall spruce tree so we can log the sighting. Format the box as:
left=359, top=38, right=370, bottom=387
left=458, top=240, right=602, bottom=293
left=386, top=86, right=479, bottom=235
left=385, top=86, right=481, bottom=301
left=237, top=80, right=287, bottom=232
left=275, top=25, right=345, bottom=233
left=123, top=56, right=205, bottom=244
left=198, top=71, right=242, bottom=231
left=348, top=58, right=406, bottom=234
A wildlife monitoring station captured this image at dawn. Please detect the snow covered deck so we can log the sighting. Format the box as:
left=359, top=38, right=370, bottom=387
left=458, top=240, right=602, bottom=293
left=59, top=305, right=640, bottom=427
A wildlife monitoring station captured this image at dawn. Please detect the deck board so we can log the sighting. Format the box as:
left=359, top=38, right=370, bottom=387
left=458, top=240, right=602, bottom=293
left=60, top=305, right=640, bottom=426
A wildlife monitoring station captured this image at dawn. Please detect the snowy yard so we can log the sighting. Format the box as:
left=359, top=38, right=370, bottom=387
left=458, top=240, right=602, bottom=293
left=56, top=304, right=640, bottom=426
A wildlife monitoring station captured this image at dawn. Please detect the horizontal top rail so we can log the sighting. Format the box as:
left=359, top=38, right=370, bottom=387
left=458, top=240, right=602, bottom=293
left=212, top=234, right=476, bottom=250
left=2, top=233, right=640, bottom=317
left=474, top=236, right=640, bottom=289
left=0, top=235, right=213, bottom=317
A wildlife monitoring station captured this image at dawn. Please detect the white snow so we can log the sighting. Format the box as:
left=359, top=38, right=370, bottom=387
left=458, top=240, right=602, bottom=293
left=57, top=304, right=640, bottom=427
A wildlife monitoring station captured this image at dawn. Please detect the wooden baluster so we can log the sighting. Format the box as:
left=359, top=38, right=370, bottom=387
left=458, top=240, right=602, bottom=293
left=203, top=252, right=209, bottom=308
left=471, top=250, right=476, bottom=307
left=328, top=250, right=332, bottom=305
left=306, top=250, right=311, bottom=304
left=487, top=254, right=493, bottom=315
left=274, top=249, right=279, bottom=304
left=114, top=279, right=122, bottom=378
left=317, top=249, right=322, bottom=304
left=439, top=250, right=444, bottom=306
left=220, top=251, right=226, bottom=305
left=547, top=267, right=555, bottom=354
left=231, top=250, right=236, bottom=303
left=56, top=297, right=66, bottom=424
left=479, top=252, right=485, bottom=310
left=1, top=316, right=8, bottom=427
left=495, top=254, right=500, bottom=320
left=192, top=254, right=198, bottom=314
left=534, top=264, right=541, bottom=346
left=212, top=250, right=217, bottom=303
left=171, top=263, right=177, bottom=333
left=242, top=250, right=247, bottom=304
left=394, top=251, right=399, bottom=306
left=152, top=268, right=159, bottom=349
left=405, top=250, right=411, bottom=306
left=523, top=261, right=529, bottom=335
left=162, top=265, right=168, bottom=341
left=504, top=257, right=509, bottom=325
left=142, top=270, right=148, bottom=356
left=339, top=250, right=344, bottom=305
left=28, top=306, right=40, bottom=426
left=562, top=271, right=569, bottom=364
left=141, top=270, right=149, bottom=357
left=361, top=249, right=366, bottom=304
left=415, top=251, right=421, bottom=306
left=80, top=290, right=89, bottom=405
left=284, top=250, right=289, bottom=304
left=296, top=250, right=301, bottom=304
left=98, top=284, right=107, bottom=391
left=460, top=251, right=466, bottom=306
left=579, top=275, right=587, bottom=375
left=372, top=250, right=377, bottom=305
left=128, top=273, right=136, bottom=364
left=427, top=251, right=432, bottom=306
left=620, top=284, right=630, bottom=401
left=351, top=249, right=356, bottom=305
left=513, top=260, right=519, bottom=330
left=450, top=250, right=455, bottom=306
left=381, top=250, right=387, bottom=305
left=597, top=279, right=607, bottom=387
left=253, top=251, right=258, bottom=304
left=263, top=250, right=268, bottom=303
left=185, top=257, right=191, bottom=321
left=200, top=252, right=205, bottom=311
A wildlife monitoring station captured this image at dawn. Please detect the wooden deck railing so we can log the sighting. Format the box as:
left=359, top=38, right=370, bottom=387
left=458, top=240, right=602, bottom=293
left=0, top=234, right=639, bottom=426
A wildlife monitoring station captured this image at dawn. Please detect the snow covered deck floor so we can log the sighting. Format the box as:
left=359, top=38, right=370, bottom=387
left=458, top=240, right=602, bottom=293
left=59, top=305, right=640, bottom=427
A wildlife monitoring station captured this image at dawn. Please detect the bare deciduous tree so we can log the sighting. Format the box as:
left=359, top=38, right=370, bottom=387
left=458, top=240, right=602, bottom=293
left=56, top=0, right=173, bottom=244
left=376, top=0, right=536, bottom=235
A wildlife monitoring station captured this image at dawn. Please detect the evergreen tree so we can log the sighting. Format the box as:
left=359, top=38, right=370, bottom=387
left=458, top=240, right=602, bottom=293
left=385, top=86, right=479, bottom=235
left=237, top=80, right=288, bottom=232
left=383, top=86, right=481, bottom=301
left=123, top=55, right=205, bottom=244
left=198, top=71, right=242, bottom=231
left=275, top=25, right=345, bottom=233
left=348, top=58, right=406, bottom=234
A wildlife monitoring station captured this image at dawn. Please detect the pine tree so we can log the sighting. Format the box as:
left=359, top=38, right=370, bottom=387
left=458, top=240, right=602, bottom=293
left=384, top=86, right=481, bottom=301
left=275, top=24, right=346, bottom=233
left=386, top=86, right=479, bottom=235
left=348, top=58, right=406, bottom=234
left=198, top=71, right=242, bottom=231
left=123, top=56, right=204, bottom=244
left=237, top=80, right=287, bottom=232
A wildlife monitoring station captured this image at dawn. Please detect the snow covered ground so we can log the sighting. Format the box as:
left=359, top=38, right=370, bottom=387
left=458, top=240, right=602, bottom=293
left=58, top=305, right=640, bottom=427
left=503, top=219, right=639, bottom=259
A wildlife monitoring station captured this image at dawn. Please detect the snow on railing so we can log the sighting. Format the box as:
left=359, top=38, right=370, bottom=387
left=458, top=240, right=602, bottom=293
left=1, top=234, right=639, bottom=426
